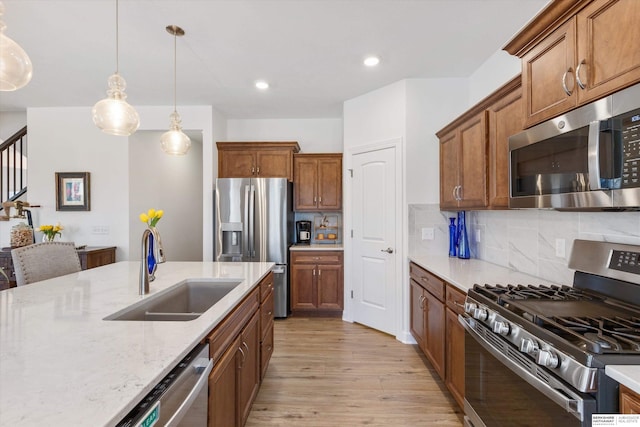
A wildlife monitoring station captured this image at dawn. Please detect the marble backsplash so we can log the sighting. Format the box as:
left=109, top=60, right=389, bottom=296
left=409, top=204, right=640, bottom=284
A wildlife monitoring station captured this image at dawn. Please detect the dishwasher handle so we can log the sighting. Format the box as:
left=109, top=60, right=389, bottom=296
left=165, top=358, right=214, bottom=427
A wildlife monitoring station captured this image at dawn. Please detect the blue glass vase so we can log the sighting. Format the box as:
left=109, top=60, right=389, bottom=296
left=457, top=211, right=470, bottom=259
left=147, top=228, right=157, bottom=277
left=448, top=217, right=457, bottom=257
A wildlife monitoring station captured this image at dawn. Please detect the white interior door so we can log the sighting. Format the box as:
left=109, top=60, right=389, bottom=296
left=351, top=144, right=397, bottom=335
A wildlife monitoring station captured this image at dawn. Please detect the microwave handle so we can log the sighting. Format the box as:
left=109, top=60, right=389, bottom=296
left=587, top=121, right=603, bottom=190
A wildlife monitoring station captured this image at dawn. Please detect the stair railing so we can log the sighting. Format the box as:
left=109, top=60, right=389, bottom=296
left=0, top=125, right=28, bottom=206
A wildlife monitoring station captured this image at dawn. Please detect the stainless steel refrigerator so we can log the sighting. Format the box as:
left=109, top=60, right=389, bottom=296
left=214, top=178, right=292, bottom=317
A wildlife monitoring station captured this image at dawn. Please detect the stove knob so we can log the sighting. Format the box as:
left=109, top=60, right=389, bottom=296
left=473, top=307, right=488, bottom=321
left=492, top=321, right=510, bottom=336
left=519, top=338, right=539, bottom=355
left=464, top=302, right=477, bottom=314
left=536, top=350, right=560, bottom=369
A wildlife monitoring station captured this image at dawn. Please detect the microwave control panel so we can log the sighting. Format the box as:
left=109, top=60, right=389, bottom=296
left=621, top=111, right=640, bottom=187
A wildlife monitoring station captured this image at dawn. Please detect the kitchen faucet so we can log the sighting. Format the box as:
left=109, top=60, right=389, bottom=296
left=139, top=227, right=166, bottom=295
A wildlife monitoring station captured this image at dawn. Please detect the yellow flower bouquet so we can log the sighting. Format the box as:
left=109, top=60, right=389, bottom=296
left=39, top=223, right=64, bottom=242
left=139, top=209, right=164, bottom=228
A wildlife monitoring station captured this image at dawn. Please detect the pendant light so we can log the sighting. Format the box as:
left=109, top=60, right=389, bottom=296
left=92, top=0, right=139, bottom=136
left=0, top=1, right=33, bottom=91
left=160, top=25, right=191, bottom=156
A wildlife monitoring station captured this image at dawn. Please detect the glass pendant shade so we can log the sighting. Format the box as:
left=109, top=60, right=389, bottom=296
left=161, top=111, right=191, bottom=155
left=92, top=73, right=140, bottom=136
left=0, top=6, right=33, bottom=91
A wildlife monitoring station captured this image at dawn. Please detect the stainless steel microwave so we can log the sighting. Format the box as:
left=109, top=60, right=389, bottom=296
left=509, top=82, right=640, bottom=210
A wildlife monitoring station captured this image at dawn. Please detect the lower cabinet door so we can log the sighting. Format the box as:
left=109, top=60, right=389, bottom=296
left=424, top=290, right=445, bottom=379
left=316, top=264, right=343, bottom=311
left=238, top=311, right=261, bottom=427
left=291, top=263, right=316, bottom=310
left=445, top=307, right=465, bottom=409
left=209, top=336, right=240, bottom=427
left=261, top=323, right=274, bottom=380
left=410, top=280, right=426, bottom=350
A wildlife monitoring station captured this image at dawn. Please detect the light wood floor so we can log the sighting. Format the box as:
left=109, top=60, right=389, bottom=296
left=246, top=317, right=464, bottom=427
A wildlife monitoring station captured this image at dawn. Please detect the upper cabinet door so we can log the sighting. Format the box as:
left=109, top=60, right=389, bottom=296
left=317, top=157, right=342, bottom=210
left=219, top=150, right=256, bottom=178
left=255, top=150, right=292, bottom=178
left=522, top=18, right=578, bottom=128
left=458, top=112, right=488, bottom=209
left=576, top=0, right=640, bottom=104
left=293, top=156, right=318, bottom=210
left=439, top=130, right=459, bottom=210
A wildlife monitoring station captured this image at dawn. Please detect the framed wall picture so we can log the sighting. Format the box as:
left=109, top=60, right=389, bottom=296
left=56, top=172, right=90, bottom=211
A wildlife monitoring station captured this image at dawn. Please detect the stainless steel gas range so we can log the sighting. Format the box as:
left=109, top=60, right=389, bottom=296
left=460, top=239, right=640, bottom=427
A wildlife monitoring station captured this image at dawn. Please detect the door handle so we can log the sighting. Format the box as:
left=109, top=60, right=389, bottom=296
left=381, top=247, right=394, bottom=254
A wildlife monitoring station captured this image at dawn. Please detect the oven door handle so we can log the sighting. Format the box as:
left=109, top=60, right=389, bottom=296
left=587, top=120, right=603, bottom=190
left=459, top=314, right=587, bottom=421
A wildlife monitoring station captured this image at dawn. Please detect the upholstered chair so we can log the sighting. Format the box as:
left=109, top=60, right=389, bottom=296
left=11, top=242, right=82, bottom=286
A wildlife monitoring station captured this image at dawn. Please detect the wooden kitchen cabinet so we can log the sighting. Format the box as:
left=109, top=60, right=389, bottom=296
left=290, top=250, right=343, bottom=315
left=437, top=76, right=523, bottom=210
left=217, top=141, right=300, bottom=181
left=438, top=112, right=489, bottom=210
left=409, top=262, right=445, bottom=379
left=505, top=0, right=640, bottom=128
left=488, top=77, right=524, bottom=208
left=620, top=385, right=640, bottom=414
left=294, top=153, right=342, bottom=211
left=445, top=284, right=466, bottom=410
left=207, top=284, right=263, bottom=427
left=409, top=261, right=466, bottom=410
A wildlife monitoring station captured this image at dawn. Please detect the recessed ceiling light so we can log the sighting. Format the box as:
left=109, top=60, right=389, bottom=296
left=364, top=56, right=380, bottom=67
left=255, top=80, right=269, bottom=90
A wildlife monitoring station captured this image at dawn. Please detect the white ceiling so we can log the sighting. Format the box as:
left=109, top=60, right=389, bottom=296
left=0, top=0, right=549, bottom=119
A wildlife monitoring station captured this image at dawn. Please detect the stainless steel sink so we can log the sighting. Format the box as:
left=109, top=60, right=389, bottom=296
left=105, top=279, right=242, bottom=321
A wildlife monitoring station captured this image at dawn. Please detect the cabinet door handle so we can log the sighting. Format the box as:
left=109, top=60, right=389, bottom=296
left=256, top=166, right=260, bottom=174
left=562, top=68, right=573, bottom=96
left=251, top=166, right=256, bottom=174
left=452, top=186, right=457, bottom=201
left=318, top=196, right=322, bottom=203
left=312, top=268, right=316, bottom=276
left=418, top=294, right=425, bottom=309
left=457, top=185, right=463, bottom=201
left=238, top=346, right=246, bottom=369
left=242, top=341, right=249, bottom=354
left=576, top=59, right=586, bottom=90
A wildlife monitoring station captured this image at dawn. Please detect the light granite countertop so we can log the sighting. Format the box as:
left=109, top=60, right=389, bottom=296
left=408, top=253, right=560, bottom=293
left=290, top=243, right=343, bottom=251
left=0, top=261, right=273, bottom=427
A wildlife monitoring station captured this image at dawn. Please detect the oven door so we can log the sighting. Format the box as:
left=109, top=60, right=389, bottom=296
left=460, top=315, right=596, bottom=427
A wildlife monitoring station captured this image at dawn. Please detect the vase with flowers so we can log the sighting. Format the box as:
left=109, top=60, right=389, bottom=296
left=139, top=209, right=164, bottom=277
left=38, top=223, right=64, bottom=242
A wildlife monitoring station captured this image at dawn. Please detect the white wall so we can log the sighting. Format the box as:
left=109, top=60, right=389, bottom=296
left=226, top=118, right=343, bottom=152
left=128, top=130, right=203, bottom=262
left=0, top=111, right=27, bottom=141
left=468, top=49, right=522, bottom=106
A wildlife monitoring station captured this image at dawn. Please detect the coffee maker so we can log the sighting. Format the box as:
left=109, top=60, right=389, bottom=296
left=296, top=220, right=312, bottom=244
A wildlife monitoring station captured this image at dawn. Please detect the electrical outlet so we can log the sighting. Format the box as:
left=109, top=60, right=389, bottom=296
left=475, top=229, right=481, bottom=243
left=421, top=227, right=435, bottom=241
left=555, top=238, right=566, bottom=258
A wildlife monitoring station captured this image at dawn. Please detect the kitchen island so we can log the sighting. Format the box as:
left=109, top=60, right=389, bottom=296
left=0, top=261, right=274, bottom=426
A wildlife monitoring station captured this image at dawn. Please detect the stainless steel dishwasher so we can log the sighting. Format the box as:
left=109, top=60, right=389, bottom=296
left=116, top=343, right=213, bottom=427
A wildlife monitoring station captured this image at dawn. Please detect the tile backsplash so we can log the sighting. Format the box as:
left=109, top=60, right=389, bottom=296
left=409, top=204, right=640, bottom=284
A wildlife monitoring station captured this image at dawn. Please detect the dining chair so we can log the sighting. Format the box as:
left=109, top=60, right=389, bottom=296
left=11, top=242, right=82, bottom=286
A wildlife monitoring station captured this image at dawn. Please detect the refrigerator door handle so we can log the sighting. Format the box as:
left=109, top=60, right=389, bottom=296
left=243, top=184, right=251, bottom=259
left=248, top=185, right=256, bottom=259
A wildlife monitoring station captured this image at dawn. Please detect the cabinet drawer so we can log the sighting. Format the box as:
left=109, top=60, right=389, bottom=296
left=409, top=262, right=444, bottom=300
left=260, top=324, right=274, bottom=380
left=261, top=289, right=274, bottom=339
left=446, top=284, right=466, bottom=315
left=291, top=251, right=343, bottom=264
left=260, top=272, right=274, bottom=302
left=207, top=287, right=260, bottom=363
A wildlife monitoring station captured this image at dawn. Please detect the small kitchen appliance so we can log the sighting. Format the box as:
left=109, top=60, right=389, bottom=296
left=296, top=220, right=311, bottom=244
left=460, top=239, right=640, bottom=427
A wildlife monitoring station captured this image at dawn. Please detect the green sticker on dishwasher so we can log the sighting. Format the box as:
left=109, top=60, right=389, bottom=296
left=135, top=401, right=160, bottom=427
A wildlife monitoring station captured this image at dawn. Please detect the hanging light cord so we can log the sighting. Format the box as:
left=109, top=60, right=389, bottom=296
left=115, top=0, right=119, bottom=74
left=173, top=31, right=177, bottom=113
